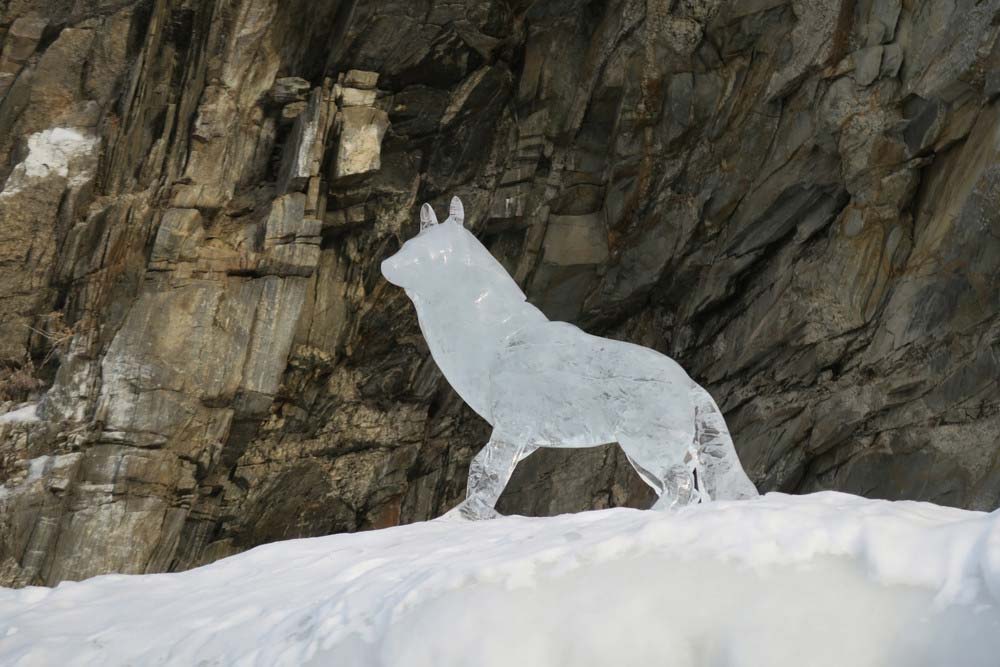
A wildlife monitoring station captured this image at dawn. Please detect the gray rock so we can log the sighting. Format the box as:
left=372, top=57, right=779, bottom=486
left=881, top=44, right=903, bottom=80
left=260, top=194, right=322, bottom=277
left=854, top=46, right=884, bottom=87
left=151, top=209, right=205, bottom=265
left=0, top=16, right=47, bottom=98
left=279, top=85, right=337, bottom=194
left=542, top=214, right=610, bottom=266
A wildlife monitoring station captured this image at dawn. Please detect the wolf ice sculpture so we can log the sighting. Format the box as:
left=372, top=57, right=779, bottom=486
left=382, top=197, right=758, bottom=519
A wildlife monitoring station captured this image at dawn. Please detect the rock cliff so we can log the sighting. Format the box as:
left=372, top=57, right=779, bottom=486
left=0, top=0, right=998, bottom=586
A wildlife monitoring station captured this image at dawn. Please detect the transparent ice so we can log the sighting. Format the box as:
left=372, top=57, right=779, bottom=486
left=382, top=197, right=758, bottom=519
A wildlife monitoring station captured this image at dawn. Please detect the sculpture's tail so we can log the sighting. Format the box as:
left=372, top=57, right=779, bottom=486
left=690, top=385, right=759, bottom=501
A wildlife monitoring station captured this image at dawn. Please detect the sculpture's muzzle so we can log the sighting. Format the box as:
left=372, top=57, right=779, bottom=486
left=380, top=257, right=400, bottom=286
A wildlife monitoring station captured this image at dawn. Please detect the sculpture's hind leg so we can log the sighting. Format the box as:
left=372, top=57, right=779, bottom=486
left=690, top=385, right=758, bottom=501
left=618, top=436, right=700, bottom=511
left=446, top=432, right=538, bottom=520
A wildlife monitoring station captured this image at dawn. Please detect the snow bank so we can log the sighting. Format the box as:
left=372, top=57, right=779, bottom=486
left=0, top=492, right=998, bottom=666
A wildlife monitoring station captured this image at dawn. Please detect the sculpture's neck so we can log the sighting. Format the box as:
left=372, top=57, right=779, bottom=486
left=409, top=279, right=547, bottom=423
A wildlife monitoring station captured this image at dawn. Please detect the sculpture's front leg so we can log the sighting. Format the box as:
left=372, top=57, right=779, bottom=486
left=444, top=433, right=537, bottom=520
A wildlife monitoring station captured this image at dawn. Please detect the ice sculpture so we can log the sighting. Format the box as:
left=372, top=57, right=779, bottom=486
left=381, top=197, right=758, bottom=519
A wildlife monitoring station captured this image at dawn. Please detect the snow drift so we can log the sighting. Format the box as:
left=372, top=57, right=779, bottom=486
left=1, top=492, right=999, bottom=666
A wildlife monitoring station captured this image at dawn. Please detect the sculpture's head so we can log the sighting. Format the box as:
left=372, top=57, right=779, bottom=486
left=381, top=197, right=472, bottom=292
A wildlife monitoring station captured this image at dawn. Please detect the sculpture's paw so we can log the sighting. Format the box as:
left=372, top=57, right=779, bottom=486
left=651, top=492, right=705, bottom=511
left=438, top=498, right=502, bottom=521
left=650, top=495, right=680, bottom=512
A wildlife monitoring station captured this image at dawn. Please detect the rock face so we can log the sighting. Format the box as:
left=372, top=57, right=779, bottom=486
left=0, top=0, right=998, bottom=586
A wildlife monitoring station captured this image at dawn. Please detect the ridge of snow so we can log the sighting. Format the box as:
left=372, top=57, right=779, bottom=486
left=0, top=492, right=998, bottom=666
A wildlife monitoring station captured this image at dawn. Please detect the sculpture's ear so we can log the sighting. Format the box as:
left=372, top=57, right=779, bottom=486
left=420, top=203, right=439, bottom=231
left=448, top=196, right=465, bottom=227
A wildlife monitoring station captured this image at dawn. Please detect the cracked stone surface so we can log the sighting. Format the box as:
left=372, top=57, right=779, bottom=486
left=0, top=0, right=998, bottom=586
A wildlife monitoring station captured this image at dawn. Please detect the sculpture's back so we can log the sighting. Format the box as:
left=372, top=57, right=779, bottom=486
left=489, top=321, right=695, bottom=448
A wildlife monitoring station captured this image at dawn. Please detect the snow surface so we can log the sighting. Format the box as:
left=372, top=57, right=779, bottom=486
left=0, top=128, right=99, bottom=198
left=1, top=492, right=999, bottom=666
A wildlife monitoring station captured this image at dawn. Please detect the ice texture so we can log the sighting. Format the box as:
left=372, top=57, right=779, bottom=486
left=1, top=492, right=998, bottom=666
left=381, top=198, right=757, bottom=518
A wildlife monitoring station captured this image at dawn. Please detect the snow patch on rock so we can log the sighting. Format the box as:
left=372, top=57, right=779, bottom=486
left=0, top=453, right=49, bottom=501
left=0, top=403, right=39, bottom=424
left=0, top=127, right=100, bottom=198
